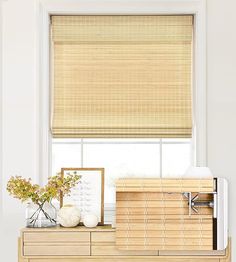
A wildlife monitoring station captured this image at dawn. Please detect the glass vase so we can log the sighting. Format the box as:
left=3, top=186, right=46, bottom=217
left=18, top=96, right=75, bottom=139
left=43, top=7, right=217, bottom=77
left=26, top=201, right=57, bottom=228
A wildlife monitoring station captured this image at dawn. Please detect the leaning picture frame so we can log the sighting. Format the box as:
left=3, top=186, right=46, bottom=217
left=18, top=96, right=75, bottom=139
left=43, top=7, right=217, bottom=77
left=60, top=168, right=104, bottom=225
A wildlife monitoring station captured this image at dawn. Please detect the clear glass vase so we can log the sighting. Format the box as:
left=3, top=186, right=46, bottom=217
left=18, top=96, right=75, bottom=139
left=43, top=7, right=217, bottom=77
left=26, top=201, right=57, bottom=228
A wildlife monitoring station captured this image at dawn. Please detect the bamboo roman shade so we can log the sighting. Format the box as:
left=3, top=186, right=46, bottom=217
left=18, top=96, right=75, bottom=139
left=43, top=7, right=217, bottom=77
left=116, top=179, right=214, bottom=251
left=51, top=15, right=193, bottom=138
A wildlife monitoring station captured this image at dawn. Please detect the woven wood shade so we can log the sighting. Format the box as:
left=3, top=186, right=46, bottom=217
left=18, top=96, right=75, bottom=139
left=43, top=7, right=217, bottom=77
left=51, top=15, right=193, bottom=138
left=116, top=179, right=214, bottom=251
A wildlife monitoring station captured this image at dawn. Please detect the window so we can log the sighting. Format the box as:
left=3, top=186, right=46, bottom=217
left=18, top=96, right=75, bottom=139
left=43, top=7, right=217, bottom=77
left=50, top=15, right=194, bottom=223
left=52, top=138, right=192, bottom=222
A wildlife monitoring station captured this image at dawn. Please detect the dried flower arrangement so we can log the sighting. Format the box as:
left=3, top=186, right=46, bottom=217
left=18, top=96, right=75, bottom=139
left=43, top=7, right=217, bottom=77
left=7, top=173, right=81, bottom=227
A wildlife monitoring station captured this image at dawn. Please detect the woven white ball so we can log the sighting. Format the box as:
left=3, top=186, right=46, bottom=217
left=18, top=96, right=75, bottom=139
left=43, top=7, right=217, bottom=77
left=83, top=213, right=99, bottom=228
left=57, top=205, right=81, bottom=227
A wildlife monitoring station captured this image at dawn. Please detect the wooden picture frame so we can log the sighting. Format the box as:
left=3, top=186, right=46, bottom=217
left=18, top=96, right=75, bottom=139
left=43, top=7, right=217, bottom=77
left=60, top=168, right=104, bottom=225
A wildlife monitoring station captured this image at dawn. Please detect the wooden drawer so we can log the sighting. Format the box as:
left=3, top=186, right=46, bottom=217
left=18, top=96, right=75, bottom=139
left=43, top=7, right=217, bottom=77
left=91, top=245, right=158, bottom=256
left=23, top=231, right=90, bottom=256
left=24, top=244, right=90, bottom=256
left=91, top=232, right=116, bottom=242
left=159, top=249, right=226, bottom=256
left=91, top=232, right=158, bottom=256
left=23, top=232, right=90, bottom=242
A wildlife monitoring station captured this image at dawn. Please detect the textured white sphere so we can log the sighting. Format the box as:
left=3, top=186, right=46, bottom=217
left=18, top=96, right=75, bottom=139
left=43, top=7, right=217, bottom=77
left=83, top=213, right=99, bottom=228
left=57, top=205, right=81, bottom=227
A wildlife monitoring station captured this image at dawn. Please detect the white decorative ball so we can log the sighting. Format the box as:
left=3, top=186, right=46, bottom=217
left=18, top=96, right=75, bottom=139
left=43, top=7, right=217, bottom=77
left=83, top=213, right=99, bottom=228
left=57, top=205, right=81, bottom=227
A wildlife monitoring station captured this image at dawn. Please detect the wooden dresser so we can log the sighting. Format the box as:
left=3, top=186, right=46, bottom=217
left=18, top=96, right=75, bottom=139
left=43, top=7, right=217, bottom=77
left=19, top=226, right=231, bottom=262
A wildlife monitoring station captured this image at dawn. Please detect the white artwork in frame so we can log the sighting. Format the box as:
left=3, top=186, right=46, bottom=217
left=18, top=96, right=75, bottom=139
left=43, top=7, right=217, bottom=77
left=60, top=168, right=104, bottom=225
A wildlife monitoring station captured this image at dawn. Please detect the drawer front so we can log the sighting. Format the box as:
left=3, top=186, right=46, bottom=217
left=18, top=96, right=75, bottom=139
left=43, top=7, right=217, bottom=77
left=91, top=245, right=158, bottom=256
left=91, top=232, right=157, bottom=256
left=159, top=249, right=226, bottom=256
left=24, top=245, right=90, bottom=256
left=24, top=232, right=90, bottom=242
left=91, top=232, right=115, bottom=242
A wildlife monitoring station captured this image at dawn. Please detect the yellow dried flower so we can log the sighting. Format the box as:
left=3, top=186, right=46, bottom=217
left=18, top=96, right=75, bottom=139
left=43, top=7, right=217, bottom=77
left=7, top=174, right=81, bottom=205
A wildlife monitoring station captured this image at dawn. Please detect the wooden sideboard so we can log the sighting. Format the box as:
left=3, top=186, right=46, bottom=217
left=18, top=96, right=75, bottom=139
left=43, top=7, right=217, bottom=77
left=19, top=226, right=231, bottom=262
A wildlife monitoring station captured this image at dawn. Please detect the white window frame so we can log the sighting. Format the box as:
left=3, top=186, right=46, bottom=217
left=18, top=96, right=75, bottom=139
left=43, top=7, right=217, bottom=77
left=37, top=0, right=207, bottom=185
left=0, top=1, right=3, bottom=214
left=52, top=138, right=192, bottom=178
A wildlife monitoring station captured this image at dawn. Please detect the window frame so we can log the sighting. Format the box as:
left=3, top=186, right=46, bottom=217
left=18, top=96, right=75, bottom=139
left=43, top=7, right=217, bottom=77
left=37, top=0, right=207, bottom=185
left=52, top=138, right=192, bottom=179
left=51, top=137, right=192, bottom=223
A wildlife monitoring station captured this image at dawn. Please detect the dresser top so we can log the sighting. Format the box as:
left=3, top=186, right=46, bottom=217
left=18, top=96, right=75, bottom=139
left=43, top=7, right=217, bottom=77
left=21, top=225, right=115, bottom=233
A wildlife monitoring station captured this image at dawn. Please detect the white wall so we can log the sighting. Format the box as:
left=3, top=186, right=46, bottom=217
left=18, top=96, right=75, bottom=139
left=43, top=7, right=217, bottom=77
left=207, top=0, right=236, bottom=258
left=1, top=0, right=39, bottom=259
left=1, top=0, right=236, bottom=260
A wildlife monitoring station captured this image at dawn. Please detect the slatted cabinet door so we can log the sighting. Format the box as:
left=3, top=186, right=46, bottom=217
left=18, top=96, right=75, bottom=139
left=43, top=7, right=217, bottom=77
left=116, top=179, right=214, bottom=251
